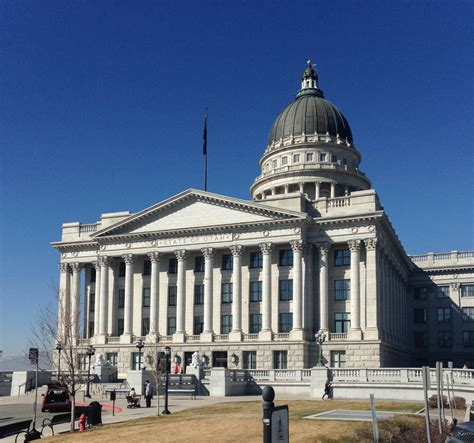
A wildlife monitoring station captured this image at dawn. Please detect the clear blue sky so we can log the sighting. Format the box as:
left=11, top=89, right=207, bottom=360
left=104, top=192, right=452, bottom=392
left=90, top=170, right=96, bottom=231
left=1, top=1, right=473, bottom=357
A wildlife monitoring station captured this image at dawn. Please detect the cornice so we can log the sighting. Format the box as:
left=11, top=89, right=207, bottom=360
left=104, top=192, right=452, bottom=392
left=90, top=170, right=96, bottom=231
left=314, top=211, right=383, bottom=226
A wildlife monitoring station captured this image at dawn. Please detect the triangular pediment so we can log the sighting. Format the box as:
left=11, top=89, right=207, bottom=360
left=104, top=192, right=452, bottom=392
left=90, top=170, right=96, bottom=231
left=92, top=189, right=307, bottom=238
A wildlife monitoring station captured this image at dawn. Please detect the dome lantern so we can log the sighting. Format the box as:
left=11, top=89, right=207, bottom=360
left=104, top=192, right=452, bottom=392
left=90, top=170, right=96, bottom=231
left=300, top=60, right=320, bottom=92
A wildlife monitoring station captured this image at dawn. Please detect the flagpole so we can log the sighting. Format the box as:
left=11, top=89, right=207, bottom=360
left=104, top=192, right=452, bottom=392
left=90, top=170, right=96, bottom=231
left=203, top=108, right=208, bottom=191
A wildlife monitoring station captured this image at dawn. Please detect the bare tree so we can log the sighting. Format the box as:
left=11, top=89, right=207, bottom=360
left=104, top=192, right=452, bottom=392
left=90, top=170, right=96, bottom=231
left=144, top=338, right=166, bottom=416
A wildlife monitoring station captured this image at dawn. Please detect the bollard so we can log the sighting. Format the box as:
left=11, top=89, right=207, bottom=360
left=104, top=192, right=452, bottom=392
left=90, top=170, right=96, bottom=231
left=79, top=414, right=86, bottom=432
left=262, top=386, right=275, bottom=443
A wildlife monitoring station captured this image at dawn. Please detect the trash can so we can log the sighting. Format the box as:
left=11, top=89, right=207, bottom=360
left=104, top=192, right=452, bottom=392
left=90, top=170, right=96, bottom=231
left=88, top=401, right=102, bottom=426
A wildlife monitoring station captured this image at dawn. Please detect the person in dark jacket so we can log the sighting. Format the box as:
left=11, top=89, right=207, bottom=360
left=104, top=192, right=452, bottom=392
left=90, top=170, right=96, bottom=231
left=322, top=379, right=332, bottom=400
left=144, top=380, right=152, bottom=408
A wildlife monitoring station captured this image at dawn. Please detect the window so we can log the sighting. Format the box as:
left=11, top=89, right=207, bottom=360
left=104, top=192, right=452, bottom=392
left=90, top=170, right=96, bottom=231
left=250, top=281, right=262, bottom=302
left=279, top=279, right=293, bottom=301
left=331, top=154, right=338, bottom=163
left=142, top=318, right=150, bottom=336
left=272, top=159, right=278, bottom=169
left=131, top=352, right=141, bottom=370
left=88, top=322, right=94, bottom=338
left=334, top=313, right=350, bottom=332
left=330, top=351, right=346, bottom=368
left=194, top=255, right=205, bottom=272
left=194, top=315, right=204, bottom=335
left=118, top=261, right=126, bottom=278
left=143, top=260, right=151, bottom=276
left=334, top=249, right=350, bottom=266
left=342, top=158, right=347, bottom=166
left=281, top=156, right=288, bottom=165
left=142, top=287, right=150, bottom=307
left=243, top=351, right=257, bottom=369
left=415, top=331, right=427, bottom=348
left=168, top=286, right=177, bottom=306
left=436, top=286, right=450, bottom=298
left=90, top=268, right=96, bottom=283
left=463, top=331, right=474, bottom=348
left=118, top=289, right=125, bottom=309
left=319, top=152, right=327, bottom=162
left=194, top=284, right=204, bottom=305
left=249, top=314, right=262, bottom=333
left=221, top=315, right=232, bottom=334
left=167, top=258, right=177, bottom=274
left=437, top=307, right=451, bottom=323
left=222, top=254, right=233, bottom=271
left=249, top=251, right=263, bottom=268
left=106, top=352, right=118, bottom=366
left=306, top=152, right=314, bottom=161
left=222, top=283, right=233, bottom=303
left=279, top=249, right=293, bottom=266
left=278, top=313, right=293, bottom=332
left=167, top=317, right=176, bottom=335
left=117, top=318, right=124, bottom=336
left=438, top=331, right=452, bottom=348
left=334, top=279, right=350, bottom=301
left=462, top=307, right=474, bottom=322
left=90, top=293, right=95, bottom=312
left=461, top=284, right=474, bottom=297
left=414, top=308, right=427, bottom=324
left=293, top=154, right=300, bottom=163
left=273, top=351, right=287, bottom=369
left=414, top=287, right=427, bottom=300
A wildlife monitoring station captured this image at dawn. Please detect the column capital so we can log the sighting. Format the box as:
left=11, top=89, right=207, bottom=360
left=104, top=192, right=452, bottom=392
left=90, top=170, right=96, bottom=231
left=98, top=256, right=112, bottom=267
left=317, top=243, right=330, bottom=255
left=450, top=282, right=460, bottom=291
left=92, top=261, right=100, bottom=271
left=229, top=244, right=243, bottom=257
left=348, top=239, right=361, bottom=252
left=122, top=253, right=135, bottom=265
left=259, top=242, right=273, bottom=254
left=59, top=262, right=70, bottom=273
left=201, top=247, right=214, bottom=259
left=70, top=262, right=81, bottom=273
left=289, top=239, right=304, bottom=252
left=148, top=252, right=160, bottom=263
left=174, top=249, right=188, bottom=261
left=364, top=238, right=378, bottom=251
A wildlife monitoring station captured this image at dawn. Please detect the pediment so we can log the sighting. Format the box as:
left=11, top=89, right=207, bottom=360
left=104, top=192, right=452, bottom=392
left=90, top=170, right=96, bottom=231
left=92, top=189, right=307, bottom=238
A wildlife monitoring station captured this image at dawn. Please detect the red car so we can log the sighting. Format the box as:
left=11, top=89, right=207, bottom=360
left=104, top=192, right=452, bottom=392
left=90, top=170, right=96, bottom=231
left=41, top=383, right=71, bottom=412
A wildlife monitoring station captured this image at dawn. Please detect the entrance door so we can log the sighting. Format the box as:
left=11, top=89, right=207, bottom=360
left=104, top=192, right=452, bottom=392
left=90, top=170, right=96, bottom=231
left=212, top=351, right=228, bottom=368
left=184, top=352, right=194, bottom=373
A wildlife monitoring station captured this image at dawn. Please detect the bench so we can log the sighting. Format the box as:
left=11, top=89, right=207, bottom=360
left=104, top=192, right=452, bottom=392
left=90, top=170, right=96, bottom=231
left=103, top=388, right=129, bottom=399
left=41, top=408, right=90, bottom=436
left=0, top=419, right=32, bottom=442
left=166, top=375, right=197, bottom=399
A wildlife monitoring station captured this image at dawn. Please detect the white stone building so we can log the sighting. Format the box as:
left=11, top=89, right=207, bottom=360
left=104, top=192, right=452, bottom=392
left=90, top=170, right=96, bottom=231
left=52, top=62, right=474, bottom=375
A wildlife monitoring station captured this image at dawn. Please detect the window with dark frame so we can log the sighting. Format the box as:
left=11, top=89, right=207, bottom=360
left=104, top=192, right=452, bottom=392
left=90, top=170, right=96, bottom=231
left=273, top=351, right=287, bottom=369
left=249, top=281, right=262, bottom=302
left=90, top=293, right=95, bottom=312
left=118, top=289, right=125, bottom=309
left=279, top=279, right=293, bottom=301
left=118, top=261, right=126, bottom=278
left=194, top=284, right=204, bottom=305
left=437, top=307, right=451, bottom=323
left=249, top=251, right=263, bottom=268
left=463, top=331, right=474, bottom=348
left=194, top=256, right=205, bottom=272
left=222, top=254, right=233, bottom=271
left=168, top=258, right=178, bottom=274
left=221, top=315, right=232, bottom=334
left=438, top=331, right=452, bottom=348
left=117, top=318, right=124, bottom=336
left=330, top=351, right=346, bottom=368
left=106, top=353, right=118, bottom=366
left=90, top=268, right=96, bottom=282
left=334, top=249, right=350, bottom=266
left=436, top=285, right=450, bottom=298
left=142, top=287, right=151, bottom=307
left=461, top=284, right=474, bottom=297
left=334, top=279, right=350, bottom=301
left=414, top=308, right=427, bottom=323
left=143, top=260, right=151, bottom=276
left=221, top=283, right=233, bottom=303
left=334, top=312, right=350, bottom=332
left=194, top=315, right=204, bottom=335
left=168, top=286, right=177, bottom=306
left=167, top=317, right=176, bottom=335
left=414, top=287, right=427, bottom=300
left=279, top=249, right=293, bottom=267
left=462, top=307, right=474, bottom=322
left=142, top=318, right=150, bottom=336
left=243, top=351, right=257, bottom=369
left=278, top=312, right=293, bottom=332
left=249, top=314, right=262, bottom=333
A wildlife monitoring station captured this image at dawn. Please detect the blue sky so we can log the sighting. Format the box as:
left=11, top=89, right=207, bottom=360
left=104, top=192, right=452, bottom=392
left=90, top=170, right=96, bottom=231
left=1, top=0, right=473, bottom=356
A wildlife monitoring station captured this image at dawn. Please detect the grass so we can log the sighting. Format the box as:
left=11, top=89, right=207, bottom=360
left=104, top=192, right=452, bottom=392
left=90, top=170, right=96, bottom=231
left=45, top=399, right=423, bottom=443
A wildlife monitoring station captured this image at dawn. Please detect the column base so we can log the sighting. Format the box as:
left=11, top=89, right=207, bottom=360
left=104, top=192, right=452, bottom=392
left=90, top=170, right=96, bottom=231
left=259, top=330, right=273, bottom=342
left=120, top=333, right=133, bottom=344
left=200, top=331, right=214, bottom=342
left=348, top=329, right=363, bottom=340
left=229, top=330, right=242, bottom=342
left=173, top=331, right=186, bottom=343
left=364, top=328, right=379, bottom=340
left=289, top=329, right=304, bottom=341
left=94, top=334, right=107, bottom=345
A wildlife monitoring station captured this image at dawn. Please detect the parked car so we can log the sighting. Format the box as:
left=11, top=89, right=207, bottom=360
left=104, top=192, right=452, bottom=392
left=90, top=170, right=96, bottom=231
left=41, top=383, right=71, bottom=412
left=446, top=420, right=474, bottom=442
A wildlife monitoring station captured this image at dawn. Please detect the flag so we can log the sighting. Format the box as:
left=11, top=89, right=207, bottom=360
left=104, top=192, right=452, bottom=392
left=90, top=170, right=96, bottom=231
left=203, top=108, right=207, bottom=155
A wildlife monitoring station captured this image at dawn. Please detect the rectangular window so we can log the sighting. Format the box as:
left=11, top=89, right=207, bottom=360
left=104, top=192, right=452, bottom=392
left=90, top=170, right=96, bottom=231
left=90, top=268, right=96, bottom=282
left=281, top=156, right=288, bottom=165
left=414, top=287, right=427, bottom=300
left=118, top=289, right=125, bottom=309
left=90, top=293, right=95, bottom=312
left=167, top=317, right=176, bottom=335
left=342, top=157, right=347, bottom=166
left=438, top=331, right=452, bottom=348
left=334, top=279, right=350, bottom=301
left=243, top=351, right=257, bottom=369
left=293, top=153, right=300, bottom=163
left=331, top=154, right=338, bottom=163
left=249, top=281, right=263, bottom=302
left=334, top=313, right=350, bottom=332
left=436, top=285, right=450, bottom=298
left=273, top=351, right=287, bottom=369
left=117, top=318, right=124, bottom=336
left=461, top=284, right=474, bottom=297
left=106, top=352, right=118, bottom=366
left=131, top=352, right=141, bottom=370
left=194, top=284, right=204, bottom=305
left=249, top=251, right=263, bottom=269
left=142, top=318, right=150, bottom=336
left=118, top=261, right=126, bottom=278
left=194, top=315, right=204, bottom=335
left=143, top=259, right=151, bottom=276
left=278, top=312, right=293, bottom=332
left=334, top=249, right=350, bottom=266
left=463, top=331, right=474, bottom=348
left=330, top=351, right=346, bottom=368
left=142, top=287, right=151, bottom=307
left=414, top=331, right=427, bottom=348
left=437, top=307, right=451, bottom=323
left=462, top=307, right=474, bottom=322
left=88, top=322, right=94, bottom=338
left=319, top=152, right=327, bottom=162
left=221, top=315, right=232, bottom=334
left=168, top=258, right=178, bottom=274
left=272, top=159, right=278, bottom=169
left=279, top=249, right=293, bottom=266
left=194, top=256, right=205, bottom=272
left=414, top=308, right=427, bottom=324
left=168, top=286, right=177, bottom=306
left=279, top=279, right=293, bottom=301
left=306, top=152, right=314, bottom=161
left=249, top=314, right=262, bottom=333
left=222, top=283, right=233, bottom=303
left=222, top=254, right=233, bottom=271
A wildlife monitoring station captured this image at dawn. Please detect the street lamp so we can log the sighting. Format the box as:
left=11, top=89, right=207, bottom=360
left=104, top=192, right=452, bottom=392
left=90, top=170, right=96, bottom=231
left=162, top=346, right=171, bottom=415
left=136, top=338, right=145, bottom=370
left=85, top=345, right=95, bottom=398
left=315, top=330, right=327, bottom=367
left=56, top=342, right=63, bottom=381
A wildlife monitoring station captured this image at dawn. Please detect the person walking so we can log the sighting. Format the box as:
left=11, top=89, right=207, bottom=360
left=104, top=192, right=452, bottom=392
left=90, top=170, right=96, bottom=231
left=144, top=380, right=152, bottom=408
left=322, top=379, right=332, bottom=400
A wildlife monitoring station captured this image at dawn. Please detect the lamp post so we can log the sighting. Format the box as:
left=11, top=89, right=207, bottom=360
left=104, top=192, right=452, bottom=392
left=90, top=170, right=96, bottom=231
left=136, top=338, right=145, bottom=370
left=56, top=342, right=63, bottom=381
left=85, top=345, right=95, bottom=398
left=162, top=346, right=171, bottom=415
left=315, top=329, right=327, bottom=367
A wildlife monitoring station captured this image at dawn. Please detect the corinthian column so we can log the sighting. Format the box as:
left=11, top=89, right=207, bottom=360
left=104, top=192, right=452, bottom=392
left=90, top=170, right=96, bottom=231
left=201, top=248, right=214, bottom=342
left=148, top=252, right=160, bottom=338
left=230, top=245, right=243, bottom=341
left=348, top=239, right=362, bottom=339
left=58, top=263, right=71, bottom=343
left=290, top=240, right=304, bottom=340
left=259, top=242, right=273, bottom=341
left=174, top=249, right=187, bottom=342
left=70, top=262, right=81, bottom=344
left=121, top=254, right=135, bottom=343
left=318, top=245, right=330, bottom=332
left=97, top=256, right=111, bottom=343
left=364, top=238, right=379, bottom=340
